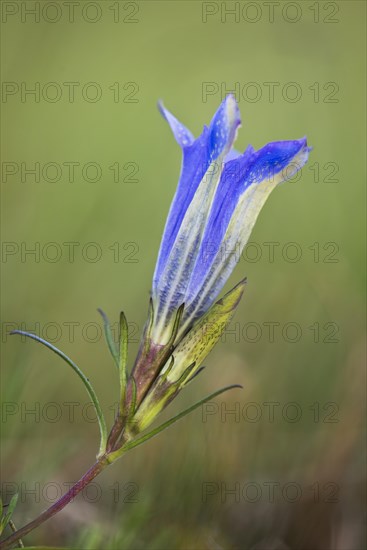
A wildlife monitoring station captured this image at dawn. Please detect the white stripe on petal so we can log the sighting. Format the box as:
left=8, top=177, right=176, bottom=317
left=152, top=97, right=241, bottom=344
left=178, top=145, right=309, bottom=336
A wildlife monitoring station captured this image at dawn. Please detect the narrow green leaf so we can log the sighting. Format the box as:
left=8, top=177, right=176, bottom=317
left=168, top=302, right=185, bottom=346
left=128, top=377, right=137, bottom=420
left=160, top=356, right=175, bottom=383
left=122, top=384, right=242, bottom=452
left=0, top=493, right=18, bottom=534
left=146, top=298, right=155, bottom=339
left=97, top=308, right=119, bottom=368
left=118, top=312, right=129, bottom=414
left=5, top=494, right=18, bottom=523
left=176, top=361, right=196, bottom=387
left=10, top=330, right=108, bottom=456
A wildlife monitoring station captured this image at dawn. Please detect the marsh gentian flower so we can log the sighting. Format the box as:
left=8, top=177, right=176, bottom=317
left=3, top=96, right=311, bottom=546
left=128, top=95, right=310, bottom=429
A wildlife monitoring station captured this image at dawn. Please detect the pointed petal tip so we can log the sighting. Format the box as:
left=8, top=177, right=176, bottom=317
left=208, top=95, right=242, bottom=160
left=222, top=94, right=242, bottom=136
left=157, top=99, right=168, bottom=122
left=157, top=100, right=171, bottom=122
left=296, top=136, right=313, bottom=157
left=299, top=135, right=311, bottom=148
left=249, top=136, right=311, bottom=182
left=224, top=93, right=241, bottom=125
left=158, top=100, right=194, bottom=148
left=294, top=136, right=312, bottom=169
left=303, top=137, right=313, bottom=155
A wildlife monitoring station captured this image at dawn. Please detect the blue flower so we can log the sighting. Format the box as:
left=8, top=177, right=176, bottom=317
left=151, top=95, right=311, bottom=345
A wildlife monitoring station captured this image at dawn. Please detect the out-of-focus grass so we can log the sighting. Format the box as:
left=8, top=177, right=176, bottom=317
left=1, top=1, right=365, bottom=549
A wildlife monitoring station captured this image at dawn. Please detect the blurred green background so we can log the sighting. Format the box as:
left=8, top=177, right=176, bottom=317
left=1, top=1, right=365, bottom=549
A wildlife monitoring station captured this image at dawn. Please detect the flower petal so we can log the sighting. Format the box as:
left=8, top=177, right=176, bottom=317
left=152, top=96, right=241, bottom=342
left=158, top=101, right=194, bottom=148
left=181, top=138, right=311, bottom=329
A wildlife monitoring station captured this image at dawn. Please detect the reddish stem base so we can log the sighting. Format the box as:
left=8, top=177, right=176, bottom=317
left=0, top=457, right=109, bottom=550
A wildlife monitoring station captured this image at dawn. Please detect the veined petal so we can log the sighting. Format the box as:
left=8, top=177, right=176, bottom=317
left=152, top=96, right=241, bottom=343
left=153, top=126, right=209, bottom=285
left=153, top=96, right=241, bottom=288
left=180, top=138, right=311, bottom=331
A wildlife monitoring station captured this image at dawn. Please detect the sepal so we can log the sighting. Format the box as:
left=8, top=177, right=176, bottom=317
left=126, top=302, right=184, bottom=408
left=129, top=279, right=246, bottom=433
left=167, top=278, right=246, bottom=384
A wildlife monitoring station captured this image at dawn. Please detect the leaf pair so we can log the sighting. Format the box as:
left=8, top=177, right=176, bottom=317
left=10, top=300, right=243, bottom=466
